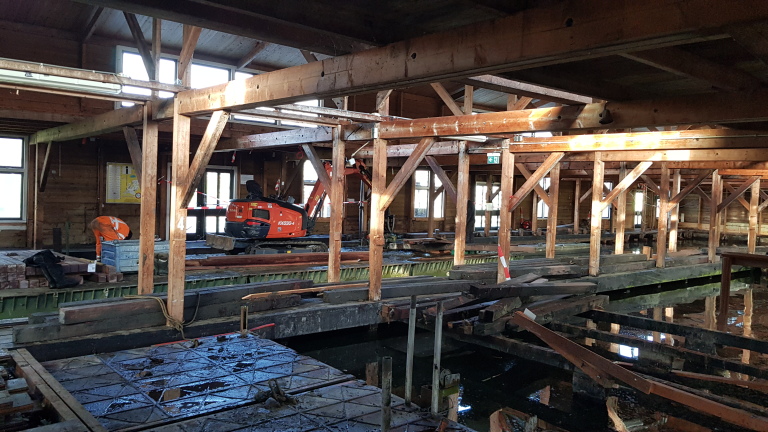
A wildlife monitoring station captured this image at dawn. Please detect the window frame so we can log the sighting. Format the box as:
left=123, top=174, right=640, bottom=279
left=0, top=135, right=27, bottom=222
left=412, top=169, right=445, bottom=219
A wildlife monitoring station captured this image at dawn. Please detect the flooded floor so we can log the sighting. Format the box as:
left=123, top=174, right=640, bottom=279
left=284, top=271, right=768, bottom=432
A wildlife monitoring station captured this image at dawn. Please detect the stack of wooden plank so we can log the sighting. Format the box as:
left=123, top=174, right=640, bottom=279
left=0, top=250, right=121, bottom=289
left=13, top=279, right=313, bottom=344
left=186, top=251, right=369, bottom=269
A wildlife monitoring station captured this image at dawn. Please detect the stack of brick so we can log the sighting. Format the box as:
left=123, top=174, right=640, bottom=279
left=0, top=254, right=27, bottom=289
left=0, top=251, right=122, bottom=289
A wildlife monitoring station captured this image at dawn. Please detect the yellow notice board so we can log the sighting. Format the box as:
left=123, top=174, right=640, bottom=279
left=106, top=163, right=141, bottom=204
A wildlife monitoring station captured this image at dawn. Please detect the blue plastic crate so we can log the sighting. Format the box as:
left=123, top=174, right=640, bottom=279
left=101, top=239, right=170, bottom=273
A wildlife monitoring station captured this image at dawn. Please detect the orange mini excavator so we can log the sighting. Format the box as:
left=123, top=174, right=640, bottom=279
left=206, top=160, right=371, bottom=254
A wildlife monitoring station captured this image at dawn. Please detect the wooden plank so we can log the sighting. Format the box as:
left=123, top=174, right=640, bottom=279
left=379, top=137, right=436, bottom=211
left=545, top=163, right=560, bottom=259
left=123, top=126, right=142, bottom=182
left=30, top=106, right=143, bottom=145
left=657, top=163, right=670, bottom=268
left=11, top=349, right=104, bottom=431
left=470, top=282, right=596, bottom=301
left=430, top=83, right=463, bottom=116
left=671, top=370, right=768, bottom=393
left=589, top=153, right=604, bottom=276
left=479, top=297, right=522, bottom=322
left=324, top=279, right=472, bottom=304
left=138, top=106, right=158, bottom=294
left=123, top=12, right=155, bottom=80
left=173, top=1, right=768, bottom=116
left=498, top=144, right=514, bottom=283
left=509, top=152, right=563, bottom=212
left=182, top=110, right=230, bottom=206
left=719, top=176, right=760, bottom=212
left=454, top=141, right=469, bottom=266
left=425, top=156, right=457, bottom=204
left=600, top=161, right=653, bottom=211
left=328, top=128, right=346, bottom=283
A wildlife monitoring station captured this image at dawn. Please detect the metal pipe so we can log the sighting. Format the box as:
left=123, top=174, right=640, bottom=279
left=431, top=301, right=444, bottom=415
left=381, top=356, right=393, bottom=432
left=405, top=295, right=417, bottom=406
left=240, top=305, right=248, bottom=334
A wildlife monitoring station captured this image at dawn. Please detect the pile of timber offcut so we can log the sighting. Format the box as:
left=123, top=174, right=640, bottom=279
left=13, top=279, right=313, bottom=344
left=0, top=250, right=121, bottom=289
left=186, top=251, right=369, bottom=269
left=382, top=273, right=603, bottom=337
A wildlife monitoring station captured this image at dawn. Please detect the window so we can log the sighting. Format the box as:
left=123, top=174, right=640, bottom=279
left=634, top=190, right=644, bottom=227
left=536, top=178, right=550, bottom=218
left=474, top=181, right=500, bottom=229
left=0, top=137, right=25, bottom=220
left=303, top=161, right=331, bottom=218
left=602, top=182, right=613, bottom=219
left=413, top=170, right=444, bottom=218
left=118, top=50, right=176, bottom=106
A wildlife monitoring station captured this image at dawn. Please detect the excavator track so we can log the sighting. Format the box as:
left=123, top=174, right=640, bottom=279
left=245, top=239, right=329, bottom=254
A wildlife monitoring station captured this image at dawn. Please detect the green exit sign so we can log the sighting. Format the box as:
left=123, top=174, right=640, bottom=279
left=487, top=152, right=500, bottom=164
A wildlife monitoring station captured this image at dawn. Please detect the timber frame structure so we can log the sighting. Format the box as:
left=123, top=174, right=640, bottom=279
left=4, top=0, right=768, bottom=322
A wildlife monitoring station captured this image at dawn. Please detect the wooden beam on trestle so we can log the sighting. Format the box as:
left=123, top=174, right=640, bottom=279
left=455, top=141, right=470, bottom=266
left=718, top=176, right=760, bottom=213
left=301, top=144, right=332, bottom=193
left=615, top=163, right=627, bottom=254
left=425, top=156, right=457, bottom=204
left=509, top=152, right=564, bottom=213
left=369, top=137, right=387, bottom=301
left=498, top=143, right=514, bottom=283
left=669, top=169, right=681, bottom=252
left=328, top=128, right=346, bottom=283
left=178, top=25, right=202, bottom=83
left=589, top=152, right=605, bottom=276
left=123, top=126, right=143, bottom=183
left=173, top=1, right=768, bottom=116
left=545, top=162, right=561, bottom=259
left=657, top=163, right=670, bottom=268
left=168, top=98, right=190, bottom=324
left=670, top=170, right=713, bottom=205
left=514, top=163, right=551, bottom=208
left=749, top=180, right=761, bottom=253
left=123, top=12, right=156, bottom=80
left=181, top=111, right=230, bottom=206
left=430, top=83, right=464, bottom=116
left=138, top=104, right=159, bottom=294
left=709, top=171, right=723, bottom=263
left=38, top=142, right=53, bottom=193
left=378, top=137, right=437, bottom=212
left=600, top=161, right=653, bottom=211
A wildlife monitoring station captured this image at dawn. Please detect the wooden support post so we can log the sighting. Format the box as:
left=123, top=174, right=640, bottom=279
left=545, top=162, right=560, bottom=258
left=32, top=144, right=40, bottom=249
left=328, top=127, right=346, bottom=283
left=427, top=172, right=436, bottom=236
left=168, top=98, right=190, bottom=324
left=573, top=179, right=581, bottom=234
left=484, top=175, right=493, bottom=237
left=531, top=192, right=538, bottom=233
left=656, top=163, right=670, bottom=268
left=709, top=170, right=722, bottom=263
left=589, top=152, right=604, bottom=276
left=369, top=137, right=387, bottom=301
left=498, top=143, right=514, bottom=283
left=669, top=169, right=681, bottom=252
left=749, top=179, right=760, bottom=253
left=454, top=141, right=469, bottom=265
left=718, top=255, right=732, bottom=331
left=615, top=163, right=627, bottom=254
left=138, top=105, right=158, bottom=294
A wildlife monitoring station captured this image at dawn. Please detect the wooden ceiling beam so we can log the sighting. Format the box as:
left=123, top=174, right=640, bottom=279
left=237, top=41, right=269, bottom=70
left=123, top=12, right=156, bottom=80
left=178, top=25, right=202, bottom=83
left=511, top=129, right=768, bottom=153
left=80, top=6, right=105, bottom=43
left=216, top=126, right=333, bottom=151
left=621, top=47, right=763, bottom=92
left=72, top=0, right=374, bottom=55
left=729, top=23, right=768, bottom=68
left=172, top=0, right=764, bottom=116
left=30, top=106, right=143, bottom=144
left=458, top=75, right=592, bottom=105
left=430, top=83, right=465, bottom=116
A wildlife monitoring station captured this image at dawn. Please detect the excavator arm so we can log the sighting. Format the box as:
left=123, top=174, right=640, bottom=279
left=304, top=159, right=372, bottom=219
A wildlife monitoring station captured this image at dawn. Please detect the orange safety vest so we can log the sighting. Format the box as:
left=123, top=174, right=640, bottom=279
left=91, top=216, right=130, bottom=256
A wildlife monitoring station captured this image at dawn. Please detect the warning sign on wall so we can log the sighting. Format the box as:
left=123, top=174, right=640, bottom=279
left=106, top=163, right=141, bottom=204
